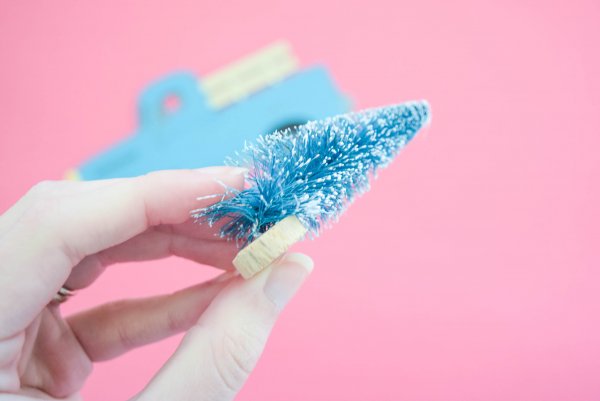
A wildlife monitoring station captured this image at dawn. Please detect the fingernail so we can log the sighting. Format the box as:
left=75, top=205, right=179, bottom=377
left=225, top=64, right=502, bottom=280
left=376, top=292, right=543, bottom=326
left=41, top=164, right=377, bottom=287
left=196, top=166, right=248, bottom=177
left=263, top=253, right=313, bottom=310
left=212, top=270, right=240, bottom=283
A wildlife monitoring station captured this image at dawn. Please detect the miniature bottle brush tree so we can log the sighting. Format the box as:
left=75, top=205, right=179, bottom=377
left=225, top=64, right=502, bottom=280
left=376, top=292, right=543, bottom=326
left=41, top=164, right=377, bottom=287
left=192, top=101, right=431, bottom=278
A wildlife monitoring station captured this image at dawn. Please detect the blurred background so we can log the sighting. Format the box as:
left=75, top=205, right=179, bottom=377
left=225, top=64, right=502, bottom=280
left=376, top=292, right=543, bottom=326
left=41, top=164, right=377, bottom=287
left=1, top=1, right=599, bottom=400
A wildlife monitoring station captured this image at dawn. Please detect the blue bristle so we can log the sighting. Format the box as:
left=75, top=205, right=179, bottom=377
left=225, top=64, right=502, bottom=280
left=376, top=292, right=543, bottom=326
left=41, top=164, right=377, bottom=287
left=191, top=101, right=431, bottom=246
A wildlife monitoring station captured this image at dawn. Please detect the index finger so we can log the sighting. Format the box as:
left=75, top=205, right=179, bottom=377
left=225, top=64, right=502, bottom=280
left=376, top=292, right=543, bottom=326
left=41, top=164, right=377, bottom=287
left=0, top=167, right=246, bottom=338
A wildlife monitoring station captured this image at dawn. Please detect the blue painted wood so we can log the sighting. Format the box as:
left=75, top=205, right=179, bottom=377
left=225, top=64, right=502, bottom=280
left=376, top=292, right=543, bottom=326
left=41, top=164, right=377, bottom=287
left=78, top=68, right=349, bottom=180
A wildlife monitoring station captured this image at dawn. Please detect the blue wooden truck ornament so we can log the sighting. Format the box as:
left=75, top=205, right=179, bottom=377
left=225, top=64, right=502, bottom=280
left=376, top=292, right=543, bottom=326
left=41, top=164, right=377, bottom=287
left=68, top=42, right=350, bottom=180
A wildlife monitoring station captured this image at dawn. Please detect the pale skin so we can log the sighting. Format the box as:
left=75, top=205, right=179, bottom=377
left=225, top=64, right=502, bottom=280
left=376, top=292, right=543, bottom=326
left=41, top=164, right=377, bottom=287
left=0, top=166, right=313, bottom=401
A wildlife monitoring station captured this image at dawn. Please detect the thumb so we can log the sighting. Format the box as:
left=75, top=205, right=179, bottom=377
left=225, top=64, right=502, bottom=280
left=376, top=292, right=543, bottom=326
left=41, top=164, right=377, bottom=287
left=133, top=253, right=313, bottom=401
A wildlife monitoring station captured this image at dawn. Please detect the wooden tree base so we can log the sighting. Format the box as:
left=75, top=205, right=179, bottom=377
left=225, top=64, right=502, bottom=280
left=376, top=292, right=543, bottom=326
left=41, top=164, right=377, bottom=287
left=233, top=215, right=308, bottom=279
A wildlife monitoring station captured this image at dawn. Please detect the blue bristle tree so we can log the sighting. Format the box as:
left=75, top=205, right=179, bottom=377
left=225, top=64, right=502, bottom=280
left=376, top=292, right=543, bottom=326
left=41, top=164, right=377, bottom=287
left=192, top=101, right=431, bottom=277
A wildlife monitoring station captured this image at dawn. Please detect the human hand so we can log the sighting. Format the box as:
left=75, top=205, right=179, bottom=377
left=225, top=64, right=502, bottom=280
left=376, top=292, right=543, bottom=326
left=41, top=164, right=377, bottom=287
left=0, top=167, right=313, bottom=401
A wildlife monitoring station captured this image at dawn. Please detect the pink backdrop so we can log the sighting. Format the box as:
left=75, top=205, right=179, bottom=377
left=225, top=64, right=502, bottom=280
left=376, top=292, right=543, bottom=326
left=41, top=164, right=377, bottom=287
left=1, top=1, right=599, bottom=400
